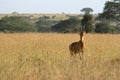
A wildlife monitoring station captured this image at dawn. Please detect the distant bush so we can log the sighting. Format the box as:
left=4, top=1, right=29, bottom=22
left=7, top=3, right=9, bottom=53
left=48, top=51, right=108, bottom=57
left=0, top=16, right=37, bottom=32
left=52, top=17, right=81, bottom=33
left=115, top=25, right=120, bottom=33
left=95, top=22, right=115, bottom=33
left=36, top=17, right=59, bottom=32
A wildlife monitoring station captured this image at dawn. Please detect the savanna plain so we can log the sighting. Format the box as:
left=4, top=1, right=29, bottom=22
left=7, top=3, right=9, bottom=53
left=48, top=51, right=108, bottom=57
left=0, top=33, right=120, bottom=80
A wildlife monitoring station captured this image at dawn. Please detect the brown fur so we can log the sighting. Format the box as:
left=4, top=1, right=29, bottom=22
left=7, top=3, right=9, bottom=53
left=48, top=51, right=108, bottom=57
left=69, top=32, right=85, bottom=60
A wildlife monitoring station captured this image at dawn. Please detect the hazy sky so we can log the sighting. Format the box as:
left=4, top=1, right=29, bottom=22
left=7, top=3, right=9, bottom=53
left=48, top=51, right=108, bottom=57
left=0, top=0, right=109, bottom=14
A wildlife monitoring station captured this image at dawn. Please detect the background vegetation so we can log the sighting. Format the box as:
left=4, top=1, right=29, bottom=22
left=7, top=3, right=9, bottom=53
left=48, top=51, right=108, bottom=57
left=0, top=1, right=119, bottom=33
left=0, top=16, right=37, bottom=32
left=52, top=17, right=81, bottom=33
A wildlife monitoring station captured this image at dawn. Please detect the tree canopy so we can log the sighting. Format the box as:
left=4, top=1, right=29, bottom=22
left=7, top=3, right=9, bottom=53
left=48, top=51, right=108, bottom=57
left=99, top=1, right=120, bottom=21
left=0, top=16, right=37, bottom=32
left=52, top=17, right=81, bottom=33
left=81, top=8, right=93, bottom=14
left=95, top=1, right=120, bottom=33
left=36, top=16, right=58, bottom=32
left=95, top=22, right=115, bottom=33
left=81, top=7, right=94, bottom=33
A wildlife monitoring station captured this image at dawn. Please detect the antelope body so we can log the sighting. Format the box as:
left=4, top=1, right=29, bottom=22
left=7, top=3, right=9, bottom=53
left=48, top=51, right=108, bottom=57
left=69, top=32, right=85, bottom=60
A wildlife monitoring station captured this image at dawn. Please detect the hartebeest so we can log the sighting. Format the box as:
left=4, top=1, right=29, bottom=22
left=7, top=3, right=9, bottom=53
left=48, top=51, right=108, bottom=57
left=69, top=32, right=85, bottom=60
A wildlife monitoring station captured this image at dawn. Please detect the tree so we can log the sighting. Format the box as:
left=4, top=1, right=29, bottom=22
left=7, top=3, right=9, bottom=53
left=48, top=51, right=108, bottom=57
left=81, top=14, right=94, bottom=33
left=96, top=1, right=120, bottom=33
left=0, top=16, right=37, bottom=32
left=81, top=8, right=93, bottom=14
left=36, top=17, right=58, bottom=32
left=99, top=1, right=120, bottom=21
left=113, top=0, right=120, bottom=3
left=81, top=8, right=94, bottom=33
left=95, top=22, right=115, bottom=33
left=52, top=17, right=81, bottom=33
left=12, top=12, right=19, bottom=14
left=115, top=25, right=120, bottom=33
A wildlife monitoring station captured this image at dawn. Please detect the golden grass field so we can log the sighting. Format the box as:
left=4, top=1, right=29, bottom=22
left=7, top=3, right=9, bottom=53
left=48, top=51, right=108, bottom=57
left=0, top=33, right=120, bottom=80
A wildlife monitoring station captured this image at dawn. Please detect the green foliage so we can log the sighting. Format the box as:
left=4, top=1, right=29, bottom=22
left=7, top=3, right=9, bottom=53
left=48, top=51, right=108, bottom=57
left=96, top=1, right=120, bottom=33
left=95, top=22, right=115, bottom=33
left=115, top=25, right=120, bottom=33
left=36, top=17, right=59, bottom=32
left=81, top=8, right=93, bottom=14
left=52, top=17, right=81, bottom=33
left=81, top=14, right=94, bottom=33
left=0, top=16, right=37, bottom=32
left=99, top=1, right=120, bottom=20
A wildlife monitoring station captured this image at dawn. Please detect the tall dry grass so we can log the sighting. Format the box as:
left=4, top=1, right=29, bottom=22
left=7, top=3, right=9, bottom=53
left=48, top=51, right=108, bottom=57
left=0, top=33, right=120, bottom=80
